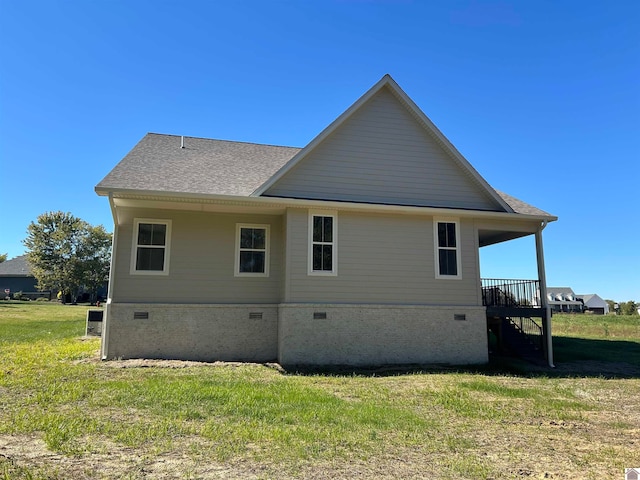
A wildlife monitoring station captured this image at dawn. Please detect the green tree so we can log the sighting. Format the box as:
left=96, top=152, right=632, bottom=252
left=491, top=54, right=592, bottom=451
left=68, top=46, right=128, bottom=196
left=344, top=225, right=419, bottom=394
left=24, top=211, right=112, bottom=302
left=620, top=301, right=638, bottom=316
left=0, top=253, right=6, bottom=263
left=77, top=224, right=113, bottom=302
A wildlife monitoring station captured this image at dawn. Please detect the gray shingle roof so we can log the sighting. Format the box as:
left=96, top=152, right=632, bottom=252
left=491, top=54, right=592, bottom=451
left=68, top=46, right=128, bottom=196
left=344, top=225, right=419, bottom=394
left=495, top=190, right=554, bottom=217
left=97, top=133, right=554, bottom=219
left=0, top=255, right=33, bottom=277
left=579, top=294, right=596, bottom=302
left=96, top=133, right=301, bottom=197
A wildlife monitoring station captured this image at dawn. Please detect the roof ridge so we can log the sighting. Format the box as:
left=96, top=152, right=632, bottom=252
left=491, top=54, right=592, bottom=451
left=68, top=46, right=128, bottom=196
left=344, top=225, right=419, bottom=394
left=145, top=132, right=302, bottom=150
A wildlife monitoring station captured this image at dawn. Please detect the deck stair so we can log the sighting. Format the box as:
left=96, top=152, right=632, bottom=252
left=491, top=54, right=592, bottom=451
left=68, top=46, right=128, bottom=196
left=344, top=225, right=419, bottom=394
left=482, top=278, right=546, bottom=363
left=497, top=317, right=543, bottom=362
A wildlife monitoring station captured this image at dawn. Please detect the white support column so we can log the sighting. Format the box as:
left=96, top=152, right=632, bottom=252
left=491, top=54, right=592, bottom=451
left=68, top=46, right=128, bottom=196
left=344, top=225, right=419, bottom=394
left=535, top=222, right=554, bottom=368
left=101, top=194, right=120, bottom=360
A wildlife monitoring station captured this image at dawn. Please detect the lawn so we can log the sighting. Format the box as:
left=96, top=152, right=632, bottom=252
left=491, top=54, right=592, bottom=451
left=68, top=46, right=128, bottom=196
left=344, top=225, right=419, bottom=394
left=0, top=303, right=639, bottom=479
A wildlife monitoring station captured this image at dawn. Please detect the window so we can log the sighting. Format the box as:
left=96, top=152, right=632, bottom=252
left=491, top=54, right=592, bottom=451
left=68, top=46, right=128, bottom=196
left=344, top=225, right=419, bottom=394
left=308, top=212, right=337, bottom=275
left=131, top=219, right=171, bottom=275
left=434, top=218, right=461, bottom=279
left=235, top=224, right=269, bottom=276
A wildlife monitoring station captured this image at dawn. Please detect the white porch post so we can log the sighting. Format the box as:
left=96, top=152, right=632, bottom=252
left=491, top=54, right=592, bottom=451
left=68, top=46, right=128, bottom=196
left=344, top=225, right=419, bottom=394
left=535, top=222, right=554, bottom=368
left=101, top=193, right=119, bottom=360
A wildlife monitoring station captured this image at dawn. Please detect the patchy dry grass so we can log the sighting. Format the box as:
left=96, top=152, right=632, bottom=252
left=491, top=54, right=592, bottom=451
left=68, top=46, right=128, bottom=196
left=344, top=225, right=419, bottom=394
left=553, top=313, right=640, bottom=340
left=551, top=313, right=640, bottom=368
left=1, top=303, right=639, bottom=479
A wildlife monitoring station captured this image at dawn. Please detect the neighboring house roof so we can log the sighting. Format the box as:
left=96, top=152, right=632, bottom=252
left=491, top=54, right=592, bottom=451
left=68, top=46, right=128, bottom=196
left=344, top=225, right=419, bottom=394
left=578, top=294, right=610, bottom=312
left=546, top=287, right=582, bottom=304
left=0, top=255, right=33, bottom=277
left=96, top=74, right=555, bottom=221
left=579, top=294, right=599, bottom=304
left=548, top=287, right=576, bottom=296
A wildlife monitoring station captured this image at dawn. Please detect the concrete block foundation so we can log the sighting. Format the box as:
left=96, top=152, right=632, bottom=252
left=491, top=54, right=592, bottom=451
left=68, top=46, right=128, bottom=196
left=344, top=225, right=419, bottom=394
left=278, top=304, right=488, bottom=366
left=103, top=303, right=278, bottom=362
left=102, top=303, right=488, bottom=366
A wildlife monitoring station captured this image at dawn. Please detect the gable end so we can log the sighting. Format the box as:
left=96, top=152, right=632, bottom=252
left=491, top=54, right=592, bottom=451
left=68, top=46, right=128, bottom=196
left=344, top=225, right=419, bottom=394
left=261, top=80, right=509, bottom=212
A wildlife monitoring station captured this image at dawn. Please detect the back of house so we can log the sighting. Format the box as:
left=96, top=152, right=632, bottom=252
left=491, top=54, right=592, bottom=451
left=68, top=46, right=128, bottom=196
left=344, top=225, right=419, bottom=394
left=96, top=75, right=557, bottom=366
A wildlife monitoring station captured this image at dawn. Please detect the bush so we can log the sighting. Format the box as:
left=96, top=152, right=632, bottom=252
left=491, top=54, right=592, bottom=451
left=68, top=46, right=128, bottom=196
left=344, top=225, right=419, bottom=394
left=12, top=291, right=22, bottom=301
left=35, top=297, right=50, bottom=302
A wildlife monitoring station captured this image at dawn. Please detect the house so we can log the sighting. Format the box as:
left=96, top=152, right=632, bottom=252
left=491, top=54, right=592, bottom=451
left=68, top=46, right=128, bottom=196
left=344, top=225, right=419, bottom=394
left=545, top=287, right=584, bottom=313
left=95, top=74, right=558, bottom=367
left=577, top=293, right=609, bottom=315
left=626, top=468, right=640, bottom=480
left=0, top=255, right=50, bottom=300
left=539, top=288, right=611, bottom=315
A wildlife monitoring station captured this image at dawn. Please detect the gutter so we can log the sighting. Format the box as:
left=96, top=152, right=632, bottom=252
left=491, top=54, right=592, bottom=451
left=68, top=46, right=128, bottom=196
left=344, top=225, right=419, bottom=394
left=95, top=187, right=558, bottom=223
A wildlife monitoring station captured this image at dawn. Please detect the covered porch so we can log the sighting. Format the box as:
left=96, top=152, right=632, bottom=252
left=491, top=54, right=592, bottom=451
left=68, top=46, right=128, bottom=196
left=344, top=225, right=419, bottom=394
left=478, top=222, right=554, bottom=367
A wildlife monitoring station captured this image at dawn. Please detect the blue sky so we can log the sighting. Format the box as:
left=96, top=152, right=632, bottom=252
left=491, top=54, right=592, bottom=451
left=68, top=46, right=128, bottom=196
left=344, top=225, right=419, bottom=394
left=0, top=0, right=638, bottom=302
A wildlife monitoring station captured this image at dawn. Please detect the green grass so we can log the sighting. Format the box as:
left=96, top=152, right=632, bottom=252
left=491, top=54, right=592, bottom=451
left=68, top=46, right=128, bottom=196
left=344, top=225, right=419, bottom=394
left=0, top=302, right=90, bottom=343
left=553, top=313, right=640, bottom=340
left=1, top=303, right=639, bottom=479
left=552, top=313, right=640, bottom=365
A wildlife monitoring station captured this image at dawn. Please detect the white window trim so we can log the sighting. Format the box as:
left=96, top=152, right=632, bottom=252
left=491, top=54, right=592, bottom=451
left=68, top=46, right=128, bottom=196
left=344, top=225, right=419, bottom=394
left=130, top=218, right=172, bottom=276
left=235, top=223, right=270, bottom=277
left=434, top=217, right=462, bottom=280
left=308, top=210, right=337, bottom=276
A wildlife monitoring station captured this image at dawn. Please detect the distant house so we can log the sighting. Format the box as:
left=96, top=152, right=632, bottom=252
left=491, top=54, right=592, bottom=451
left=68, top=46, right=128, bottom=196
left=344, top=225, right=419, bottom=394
left=546, top=287, right=583, bottom=313
left=96, top=74, right=558, bottom=367
left=577, top=294, right=609, bottom=315
left=0, top=255, right=107, bottom=303
left=0, top=255, right=49, bottom=299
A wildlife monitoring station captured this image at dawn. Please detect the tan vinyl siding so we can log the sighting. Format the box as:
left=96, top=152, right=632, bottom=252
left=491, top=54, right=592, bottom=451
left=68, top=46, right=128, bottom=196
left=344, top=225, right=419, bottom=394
left=284, top=209, right=480, bottom=306
left=265, top=87, right=500, bottom=211
left=111, top=208, right=283, bottom=303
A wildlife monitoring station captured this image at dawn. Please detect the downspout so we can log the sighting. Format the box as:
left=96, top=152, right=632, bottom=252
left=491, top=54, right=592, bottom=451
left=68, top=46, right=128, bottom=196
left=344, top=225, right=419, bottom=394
left=101, top=193, right=120, bottom=360
left=535, top=220, right=554, bottom=368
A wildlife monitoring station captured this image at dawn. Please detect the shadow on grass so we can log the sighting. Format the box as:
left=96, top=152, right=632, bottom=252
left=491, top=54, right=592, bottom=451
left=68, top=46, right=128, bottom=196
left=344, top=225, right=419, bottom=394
left=553, top=336, right=640, bottom=364
left=278, top=336, right=640, bottom=379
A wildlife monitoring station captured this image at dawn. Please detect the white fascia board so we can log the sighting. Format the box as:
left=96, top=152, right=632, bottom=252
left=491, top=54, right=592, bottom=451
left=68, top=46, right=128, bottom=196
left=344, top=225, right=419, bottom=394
left=98, top=187, right=557, bottom=223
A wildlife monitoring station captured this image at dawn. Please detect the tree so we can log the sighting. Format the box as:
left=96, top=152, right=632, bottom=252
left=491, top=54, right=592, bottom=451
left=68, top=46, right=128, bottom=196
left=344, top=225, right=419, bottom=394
left=620, top=301, right=638, bottom=316
left=78, top=224, right=113, bottom=302
left=0, top=253, right=6, bottom=263
left=24, top=211, right=112, bottom=302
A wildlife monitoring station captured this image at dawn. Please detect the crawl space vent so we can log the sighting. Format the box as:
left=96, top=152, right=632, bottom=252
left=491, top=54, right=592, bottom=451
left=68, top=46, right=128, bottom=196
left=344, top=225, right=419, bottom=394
left=133, top=312, right=149, bottom=320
